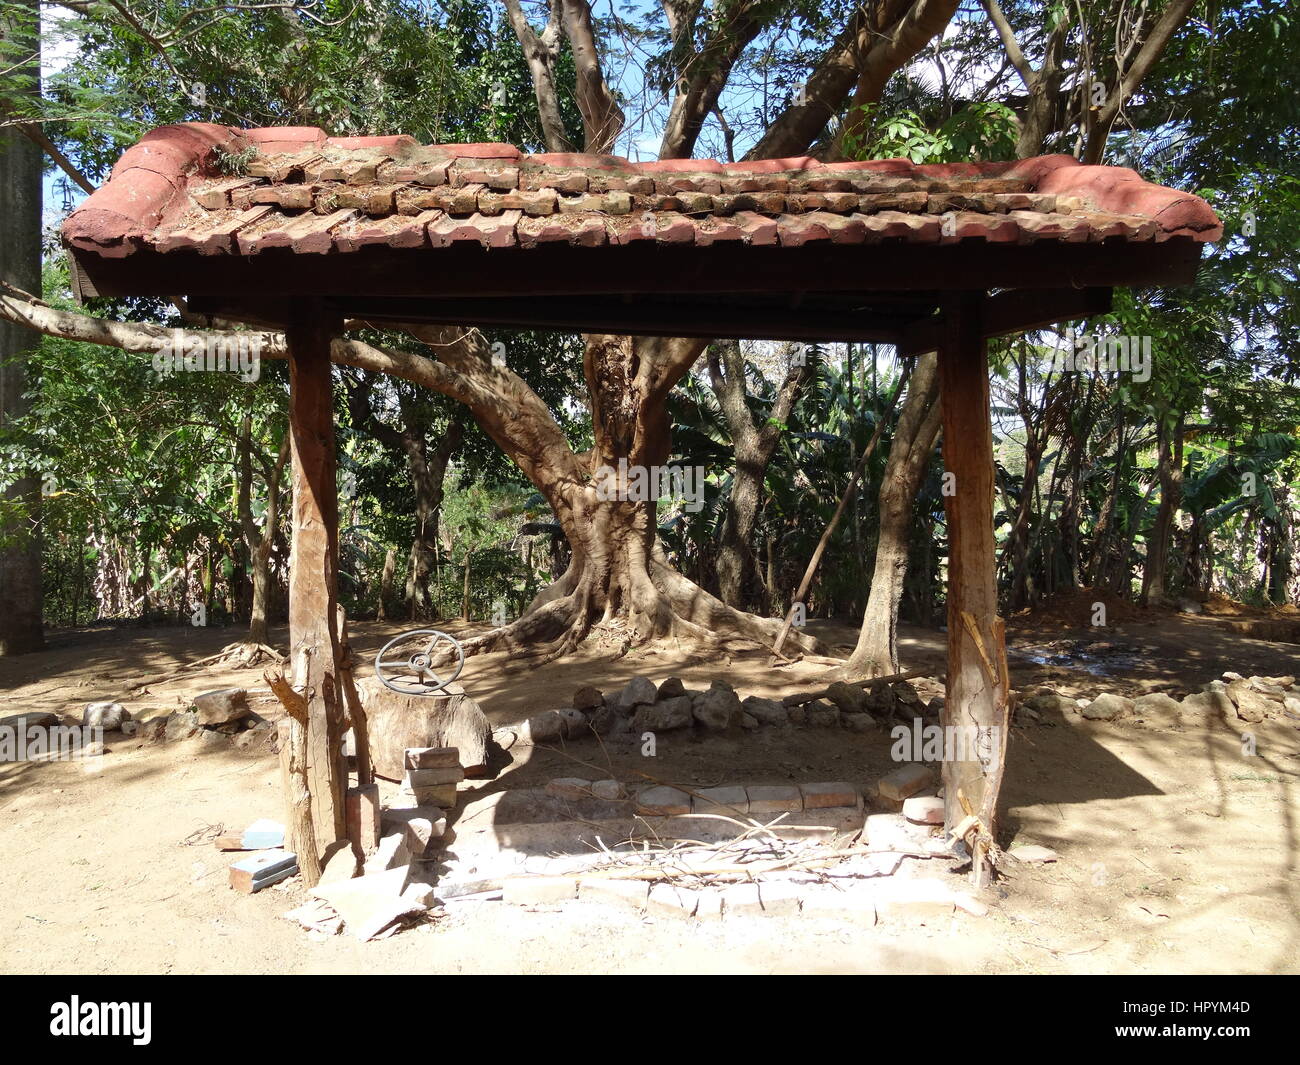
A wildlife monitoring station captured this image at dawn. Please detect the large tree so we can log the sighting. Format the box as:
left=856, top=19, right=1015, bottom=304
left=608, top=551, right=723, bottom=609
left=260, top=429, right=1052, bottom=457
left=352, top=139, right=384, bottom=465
left=0, top=0, right=44, bottom=654
left=843, top=0, right=1204, bottom=674
left=433, top=0, right=960, bottom=658
left=1, top=0, right=959, bottom=659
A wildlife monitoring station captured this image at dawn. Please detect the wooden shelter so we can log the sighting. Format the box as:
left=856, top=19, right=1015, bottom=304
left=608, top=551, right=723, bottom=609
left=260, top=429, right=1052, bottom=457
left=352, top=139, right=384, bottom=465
left=63, top=122, right=1221, bottom=883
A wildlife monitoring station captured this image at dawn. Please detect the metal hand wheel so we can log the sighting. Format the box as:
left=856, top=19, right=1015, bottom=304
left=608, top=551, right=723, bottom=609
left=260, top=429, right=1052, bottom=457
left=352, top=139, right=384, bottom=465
left=374, top=629, right=465, bottom=696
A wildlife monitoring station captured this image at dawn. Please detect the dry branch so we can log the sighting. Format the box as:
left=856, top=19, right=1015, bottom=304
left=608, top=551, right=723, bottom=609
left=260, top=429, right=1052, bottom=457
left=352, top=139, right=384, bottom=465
left=781, top=667, right=933, bottom=708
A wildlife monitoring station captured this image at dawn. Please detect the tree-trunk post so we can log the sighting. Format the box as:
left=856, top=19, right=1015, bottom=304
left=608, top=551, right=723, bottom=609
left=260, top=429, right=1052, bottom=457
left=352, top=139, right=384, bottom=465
left=937, top=293, right=1010, bottom=888
left=286, top=301, right=347, bottom=854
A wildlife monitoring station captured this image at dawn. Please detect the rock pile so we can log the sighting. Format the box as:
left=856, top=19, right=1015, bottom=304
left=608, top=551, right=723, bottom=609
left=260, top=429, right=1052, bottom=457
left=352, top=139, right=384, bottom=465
left=116, top=689, right=272, bottom=752
left=1188, top=672, right=1298, bottom=725
left=1019, top=671, right=1299, bottom=729
left=500, top=674, right=943, bottom=748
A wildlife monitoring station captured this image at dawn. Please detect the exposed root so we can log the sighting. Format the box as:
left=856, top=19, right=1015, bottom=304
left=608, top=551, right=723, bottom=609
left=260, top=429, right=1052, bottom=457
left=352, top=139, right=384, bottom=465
left=424, top=553, right=836, bottom=666
left=526, top=618, right=594, bottom=666
left=433, top=595, right=580, bottom=663
left=502, top=592, right=597, bottom=667
left=129, top=639, right=286, bottom=692
left=221, top=641, right=288, bottom=669
left=651, top=552, right=828, bottom=656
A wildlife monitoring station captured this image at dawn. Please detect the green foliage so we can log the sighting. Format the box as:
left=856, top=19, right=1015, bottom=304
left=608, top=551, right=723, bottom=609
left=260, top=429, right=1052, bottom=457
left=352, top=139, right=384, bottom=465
left=842, top=101, right=1019, bottom=163
left=664, top=343, right=941, bottom=621
left=3, top=263, right=287, bottom=625
left=437, top=480, right=548, bottom=620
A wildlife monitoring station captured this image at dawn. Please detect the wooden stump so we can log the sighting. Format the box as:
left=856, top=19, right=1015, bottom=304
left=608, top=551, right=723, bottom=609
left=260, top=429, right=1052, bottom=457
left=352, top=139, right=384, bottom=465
left=345, top=782, right=382, bottom=855
left=359, top=678, right=491, bottom=780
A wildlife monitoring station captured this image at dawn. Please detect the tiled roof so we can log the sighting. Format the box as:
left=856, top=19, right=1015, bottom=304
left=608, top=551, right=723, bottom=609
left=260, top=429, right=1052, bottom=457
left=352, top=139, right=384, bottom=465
left=63, top=123, right=1222, bottom=261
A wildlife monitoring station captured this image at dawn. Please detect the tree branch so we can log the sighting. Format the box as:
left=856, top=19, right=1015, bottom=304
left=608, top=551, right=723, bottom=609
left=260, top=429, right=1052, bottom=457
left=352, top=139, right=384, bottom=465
left=980, top=0, right=1033, bottom=88
left=16, top=122, right=96, bottom=193
left=657, top=0, right=768, bottom=159
left=558, top=0, right=625, bottom=153
left=502, top=0, right=574, bottom=152
left=1083, top=0, right=1197, bottom=164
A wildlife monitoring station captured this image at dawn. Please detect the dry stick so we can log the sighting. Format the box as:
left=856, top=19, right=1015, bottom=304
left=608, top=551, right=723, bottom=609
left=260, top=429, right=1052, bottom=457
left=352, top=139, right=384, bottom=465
left=770, top=363, right=912, bottom=658
left=130, top=641, right=285, bottom=690
left=335, top=607, right=373, bottom=789
left=551, top=851, right=861, bottom=882
left=781, top=666, right=933, bottom=707
left=129, top=649, right=231, bottom=689
left=521, top=843, right=956, bottom=885
left=235, top=642, right=288, bottom=664
left=264, top=667, right=323, bottom=887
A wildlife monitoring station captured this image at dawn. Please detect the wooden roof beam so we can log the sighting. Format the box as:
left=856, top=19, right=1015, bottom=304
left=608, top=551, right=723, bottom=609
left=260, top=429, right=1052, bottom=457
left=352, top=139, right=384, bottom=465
left=897, top=286, right=1113, bottom=357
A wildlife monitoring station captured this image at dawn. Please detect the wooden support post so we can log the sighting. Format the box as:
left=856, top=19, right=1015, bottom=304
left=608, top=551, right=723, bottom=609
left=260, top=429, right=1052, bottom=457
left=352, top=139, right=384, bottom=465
left=937, top=294, right=1010, bottom=888
left=286, top=301, right=347, bottom=855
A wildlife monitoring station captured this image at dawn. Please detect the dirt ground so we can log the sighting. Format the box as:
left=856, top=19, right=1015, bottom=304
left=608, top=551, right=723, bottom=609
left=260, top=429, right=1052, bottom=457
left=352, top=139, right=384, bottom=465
left=1, top=607, right=1297, bottom=974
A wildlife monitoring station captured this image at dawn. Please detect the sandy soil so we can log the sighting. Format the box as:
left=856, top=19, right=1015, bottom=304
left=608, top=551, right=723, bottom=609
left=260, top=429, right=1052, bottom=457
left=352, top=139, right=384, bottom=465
left=1, top=610, right=1297, bottom=974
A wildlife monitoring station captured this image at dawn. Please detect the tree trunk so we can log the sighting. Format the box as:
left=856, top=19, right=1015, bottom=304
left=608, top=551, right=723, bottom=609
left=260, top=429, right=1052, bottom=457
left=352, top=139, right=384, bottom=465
left=461, top=547, right=472, bottom=620
left=344, top=375, right=461, bottom=621
left=237, top=413, right=288, bottom=645
left=1115, top=474, right=1159, bottom=597
left=710, top=344, right=809, bottom=609
left=839, top=0, right=1103, bottom=675
left=1088, top=424, right=1127, bottom=589
left=1005, top=437, right=1043, bottom=608
left=359, top=677, right=490, bottom=779
left=501, top=0, right=573, bottom=153
left=1081, top=0, right=1198, bottom=164
left=378, top=546, right=396, bottom=620
left=716, top=437, right=765, bottom=608
left=0, top=0, right=44, bottom=655
left=249, top=538, right=274, bottom=644
left=0, top=295, right=820, bottom=661
left=440, top=332, right=823, bottom=662
left=1266, top=491, right=1292, bottom=605
left=136, top=544, right=152, bottom=618
left=846, top=353, right=942, bottom=677
left=404, top=416, right=462, bottom=620
left=1141, top=415, right=1184, bottom=606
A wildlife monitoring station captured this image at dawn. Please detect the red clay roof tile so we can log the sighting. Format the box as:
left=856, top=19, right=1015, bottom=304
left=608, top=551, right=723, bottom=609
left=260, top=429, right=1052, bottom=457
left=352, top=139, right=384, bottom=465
left=62, top=123, right=1224, bottom=263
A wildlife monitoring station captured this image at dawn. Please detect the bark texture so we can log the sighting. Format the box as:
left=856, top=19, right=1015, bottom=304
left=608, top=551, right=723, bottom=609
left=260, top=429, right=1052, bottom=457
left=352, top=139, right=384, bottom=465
left=1141, top=414, right=1184, bottom=605
left=286, top=308, right=346, bottom=852
left=0, top=0, right=44, bottom=655
left=845, top=353, right=942, bottom=677
left=345, top=373, right=462, bottom=619
left=709, top=343, right=810, bottom=609
left=937, top=298, right=1008, bottom=887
